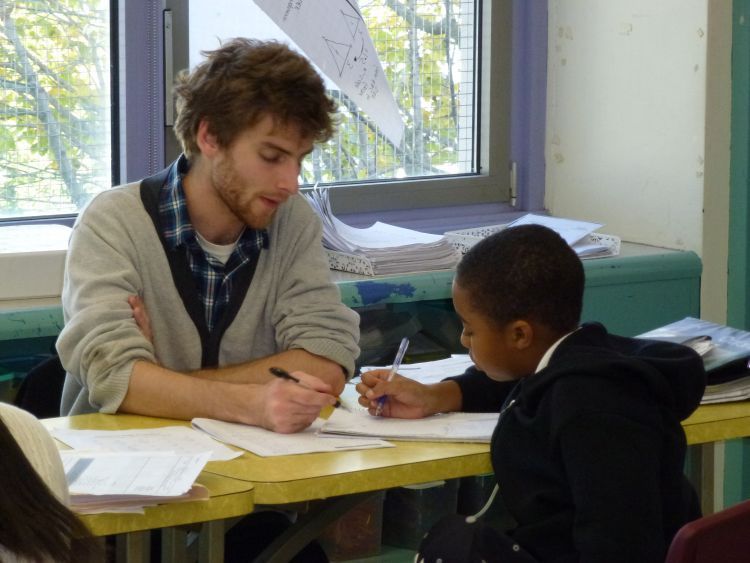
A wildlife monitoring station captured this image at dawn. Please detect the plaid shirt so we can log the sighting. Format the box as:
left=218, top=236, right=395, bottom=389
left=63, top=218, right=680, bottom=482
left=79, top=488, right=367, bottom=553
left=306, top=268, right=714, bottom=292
left=159, top=155, right=268, bottom=332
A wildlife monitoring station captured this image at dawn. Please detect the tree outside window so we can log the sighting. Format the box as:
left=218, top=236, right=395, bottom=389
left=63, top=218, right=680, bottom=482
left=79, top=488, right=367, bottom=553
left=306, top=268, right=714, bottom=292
left=0, top=0, right=111, bottom=218
left=304, top=0, right=477, bottom=186
left=0, top=0, right=477, bottom=218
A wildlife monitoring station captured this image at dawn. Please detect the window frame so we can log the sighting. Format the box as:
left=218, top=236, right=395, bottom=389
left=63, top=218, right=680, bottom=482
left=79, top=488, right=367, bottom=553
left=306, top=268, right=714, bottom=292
left=0, top=1, right=124, bottom=226
left=163, top=0, right=514, bottom=215
left=118, top=0, right=166, bottom=184
left=1, top=0, right=549, bottom=227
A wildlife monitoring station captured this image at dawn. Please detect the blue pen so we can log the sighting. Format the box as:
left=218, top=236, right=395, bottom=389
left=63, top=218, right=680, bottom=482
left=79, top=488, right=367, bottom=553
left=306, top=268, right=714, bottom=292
left=375, top=337, right=410, bottom=416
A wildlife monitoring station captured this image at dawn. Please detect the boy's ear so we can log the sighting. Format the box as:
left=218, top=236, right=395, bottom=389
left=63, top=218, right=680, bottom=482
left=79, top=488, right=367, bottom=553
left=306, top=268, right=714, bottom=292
left=196, top=119, right=220, bottom=157
left=508, top=320, right=534, bottom=350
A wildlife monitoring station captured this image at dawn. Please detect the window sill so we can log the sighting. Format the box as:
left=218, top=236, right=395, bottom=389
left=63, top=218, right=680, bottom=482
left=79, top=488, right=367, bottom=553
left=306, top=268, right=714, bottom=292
left=0, top=225, right=71, bottom=303
left=335, top=202, right=528, bottom=235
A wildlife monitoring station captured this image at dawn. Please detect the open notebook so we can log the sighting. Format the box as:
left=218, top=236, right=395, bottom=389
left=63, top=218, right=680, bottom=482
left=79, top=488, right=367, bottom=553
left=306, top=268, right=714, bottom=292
left=320, top=408, right=499, bottom=443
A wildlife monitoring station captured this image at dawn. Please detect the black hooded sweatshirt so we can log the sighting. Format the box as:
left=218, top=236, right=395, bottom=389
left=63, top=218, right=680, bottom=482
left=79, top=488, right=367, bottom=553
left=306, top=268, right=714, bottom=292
left=447, top=322, right=706, bottom=563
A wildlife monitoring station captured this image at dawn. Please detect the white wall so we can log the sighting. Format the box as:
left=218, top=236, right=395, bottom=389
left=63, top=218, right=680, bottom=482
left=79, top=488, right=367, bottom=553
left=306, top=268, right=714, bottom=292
left=546, top=0, right=708, bottom=250
left=545, top=0, right=732, bottom=322
left=701, top=0, right=732, bottom=323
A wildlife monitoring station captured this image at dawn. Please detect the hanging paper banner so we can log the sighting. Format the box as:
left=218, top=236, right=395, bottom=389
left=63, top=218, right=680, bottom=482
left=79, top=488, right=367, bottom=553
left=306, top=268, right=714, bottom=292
left=253, top=0, right=404, bottom=147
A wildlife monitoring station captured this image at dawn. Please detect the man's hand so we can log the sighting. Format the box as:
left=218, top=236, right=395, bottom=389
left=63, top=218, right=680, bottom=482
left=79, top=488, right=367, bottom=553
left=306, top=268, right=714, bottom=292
left=253, top=370, right=339, bottom=433
left=123, top=296, right=342, bottom=433
left=128, top=294, right=153, bottom=343
left=124, top=362, right=339, bottom=433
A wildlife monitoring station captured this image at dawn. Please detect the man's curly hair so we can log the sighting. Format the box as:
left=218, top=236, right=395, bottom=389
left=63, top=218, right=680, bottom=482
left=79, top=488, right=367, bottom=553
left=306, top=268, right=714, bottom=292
left=173, top=38, right=336, bottom=161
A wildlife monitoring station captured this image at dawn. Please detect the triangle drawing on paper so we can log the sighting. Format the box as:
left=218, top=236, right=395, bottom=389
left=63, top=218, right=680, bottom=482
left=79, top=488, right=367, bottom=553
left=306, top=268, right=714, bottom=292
left=342, top=11, right=361, bottom=39
left=324, top=37, right=352, bottom=77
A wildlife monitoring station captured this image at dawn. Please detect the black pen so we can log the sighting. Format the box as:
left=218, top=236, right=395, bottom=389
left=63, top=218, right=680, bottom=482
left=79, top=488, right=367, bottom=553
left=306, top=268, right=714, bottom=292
left=269, top=367, right=342, bottom=409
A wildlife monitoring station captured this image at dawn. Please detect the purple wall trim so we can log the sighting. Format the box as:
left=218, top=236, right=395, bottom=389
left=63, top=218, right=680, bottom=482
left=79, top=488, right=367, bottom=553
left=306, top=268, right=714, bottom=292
left=511, top=0, right=547, bottom=211
left=121, top=1, right=164, bottom=183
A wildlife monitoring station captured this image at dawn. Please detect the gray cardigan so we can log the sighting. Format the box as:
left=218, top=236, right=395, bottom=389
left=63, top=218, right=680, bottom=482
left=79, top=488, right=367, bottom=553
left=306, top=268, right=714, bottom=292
left=57, top=178, right=360, bottom=415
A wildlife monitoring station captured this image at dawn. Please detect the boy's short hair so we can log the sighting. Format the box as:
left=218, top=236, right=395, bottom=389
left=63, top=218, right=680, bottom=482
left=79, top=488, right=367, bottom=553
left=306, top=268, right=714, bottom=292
left=173, top=38, right=336, bottom=161
left=455, top=224, right=584, bottom=333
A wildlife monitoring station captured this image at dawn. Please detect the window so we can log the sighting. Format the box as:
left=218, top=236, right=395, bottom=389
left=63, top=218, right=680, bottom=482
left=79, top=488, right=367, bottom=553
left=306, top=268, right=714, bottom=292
left=166, top=0, right=511, bottom=214
left=0, top=1, right=516, bottom=221
left=0, top=0, right=112, bottom=219
left=308, top=1, right=478, bottom=184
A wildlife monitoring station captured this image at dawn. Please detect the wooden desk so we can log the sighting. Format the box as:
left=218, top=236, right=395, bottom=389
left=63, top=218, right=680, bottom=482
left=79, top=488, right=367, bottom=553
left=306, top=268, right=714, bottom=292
left=45, top=402, right=750, bottom=561
left=77, top=472, right=253, bottom=537
left=45, top=412, right=491, bottom=505
left=46, top=413, right=491, bottom=562
left=682, top=401, right=750, bottom=513
left=203, top=431, right=490, bottom=562
left=199, top=400, right=750, bottom=555
left=205, top=440, right=490, bottom=506
left=43, top=414, right=255, bottom=563
left=683, top=401, right=750, bottom=445
left=198, top=398, right=750, bottom=507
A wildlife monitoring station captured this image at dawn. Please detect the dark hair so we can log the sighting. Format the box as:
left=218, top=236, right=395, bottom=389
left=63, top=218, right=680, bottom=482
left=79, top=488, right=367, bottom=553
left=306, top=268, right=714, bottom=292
left=455, top=224, right=584, bottom=333
left=0, top=417, right=100, bottom=562
left=174, top=38, right=337, bottom=160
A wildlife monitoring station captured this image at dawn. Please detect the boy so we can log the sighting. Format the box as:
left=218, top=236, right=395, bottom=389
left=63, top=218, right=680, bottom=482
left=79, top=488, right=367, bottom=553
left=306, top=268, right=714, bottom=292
left=358, top=224, right=705, bottom=562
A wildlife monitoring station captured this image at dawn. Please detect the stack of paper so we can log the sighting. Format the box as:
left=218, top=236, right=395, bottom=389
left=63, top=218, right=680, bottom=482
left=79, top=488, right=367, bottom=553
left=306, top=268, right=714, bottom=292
left=638, top=317, right=750, bottom=404
left=446, top=214, right=621, bottom=260
left=51, top=425, right=242, bottom=461
left=304, top=188, right=460, bottom=275
left=700, top=377, right=750, bottom=404
left=60, top=450, right=210, bottom=514
left=51, top=425, right=239, bottom=514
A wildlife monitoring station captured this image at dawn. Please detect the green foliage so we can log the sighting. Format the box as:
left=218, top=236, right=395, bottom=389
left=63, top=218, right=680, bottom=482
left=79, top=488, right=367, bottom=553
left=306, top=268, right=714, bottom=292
left=0, top=0, right=111, bottom=217
left=302, top=0, right=474, bottom=185
left=0, top=0, right=474, bottom=216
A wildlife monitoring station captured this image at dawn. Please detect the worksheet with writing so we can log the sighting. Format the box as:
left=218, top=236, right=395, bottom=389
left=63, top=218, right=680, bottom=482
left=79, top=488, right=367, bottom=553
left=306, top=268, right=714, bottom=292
left=191, top=417, right=393, bottom=457
left=320, top=409, right=499, bottom=443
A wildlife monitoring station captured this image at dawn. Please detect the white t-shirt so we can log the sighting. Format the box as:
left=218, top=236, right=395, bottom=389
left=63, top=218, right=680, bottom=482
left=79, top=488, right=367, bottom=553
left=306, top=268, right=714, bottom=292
left=195, top=230, right=240, bottom=265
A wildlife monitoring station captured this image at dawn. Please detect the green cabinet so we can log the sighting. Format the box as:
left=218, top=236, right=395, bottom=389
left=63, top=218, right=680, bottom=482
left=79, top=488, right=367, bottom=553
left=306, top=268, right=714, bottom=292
left=335, top=243, right=701, bottom=340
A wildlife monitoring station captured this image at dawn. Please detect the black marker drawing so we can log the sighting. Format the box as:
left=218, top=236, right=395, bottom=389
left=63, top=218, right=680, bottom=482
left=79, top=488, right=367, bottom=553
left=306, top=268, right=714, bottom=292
left=322, top=8, right=368, bottom=78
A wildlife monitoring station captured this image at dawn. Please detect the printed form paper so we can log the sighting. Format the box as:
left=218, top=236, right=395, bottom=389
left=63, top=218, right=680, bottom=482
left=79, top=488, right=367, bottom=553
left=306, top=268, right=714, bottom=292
left=51, top=425, right=242, bottom=461
left=60, top=450, right=210, bottom=497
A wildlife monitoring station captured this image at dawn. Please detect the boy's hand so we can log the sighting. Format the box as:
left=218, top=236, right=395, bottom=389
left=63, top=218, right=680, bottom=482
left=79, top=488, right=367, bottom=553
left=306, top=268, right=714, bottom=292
left=355, top=369, right=433, bottom=419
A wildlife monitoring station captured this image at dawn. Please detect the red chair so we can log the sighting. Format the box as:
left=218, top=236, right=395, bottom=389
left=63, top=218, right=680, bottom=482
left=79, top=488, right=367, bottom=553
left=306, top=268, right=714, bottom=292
left=665, top=499, right=750, bottom=563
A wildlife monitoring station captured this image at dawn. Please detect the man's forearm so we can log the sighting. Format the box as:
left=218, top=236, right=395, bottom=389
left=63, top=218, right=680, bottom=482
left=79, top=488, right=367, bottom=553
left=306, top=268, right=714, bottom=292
left=119, top=357, right=341, bottom=430
left=118, top=360, right=264, bottom=424
left=189, top=348, right=346, bottom=394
